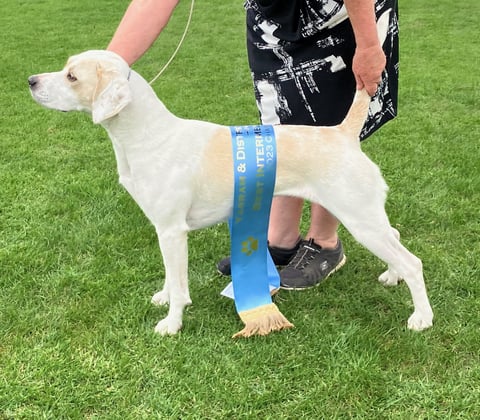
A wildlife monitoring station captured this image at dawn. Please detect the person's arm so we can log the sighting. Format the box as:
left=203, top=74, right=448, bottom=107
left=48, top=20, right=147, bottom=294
left=107, top=0, right=180, bottom=66
left=344, top=0, right=386, bottom=96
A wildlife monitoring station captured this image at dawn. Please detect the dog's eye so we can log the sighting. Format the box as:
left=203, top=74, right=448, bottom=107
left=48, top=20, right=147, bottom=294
left=66, top=72, right=77, bottom=82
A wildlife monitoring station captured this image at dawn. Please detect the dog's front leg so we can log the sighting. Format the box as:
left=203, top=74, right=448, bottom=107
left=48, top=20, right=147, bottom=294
left=152, top=228, right=192, bottom=335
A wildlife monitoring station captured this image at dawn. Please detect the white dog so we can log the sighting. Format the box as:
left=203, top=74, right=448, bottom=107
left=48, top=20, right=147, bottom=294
left=28, top=50, right=433, bottom=335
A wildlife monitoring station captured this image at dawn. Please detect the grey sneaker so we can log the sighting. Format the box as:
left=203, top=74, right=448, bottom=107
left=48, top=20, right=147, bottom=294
left=280, top=238, right=346, bottom=290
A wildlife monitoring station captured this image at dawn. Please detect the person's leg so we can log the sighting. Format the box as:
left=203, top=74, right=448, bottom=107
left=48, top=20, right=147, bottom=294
left=305, top=203, right=339, bottom=249
left=267, top=196, right=303, bottom=249
left=268, top=200, right=339, bottom=250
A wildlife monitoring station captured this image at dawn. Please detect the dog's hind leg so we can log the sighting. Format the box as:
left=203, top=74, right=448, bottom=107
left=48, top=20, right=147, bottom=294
left=377, top=227, right=402, bottom=286
left=152, top=228, right=192, bottom=335
left=338, top=211, right=433, bottom=331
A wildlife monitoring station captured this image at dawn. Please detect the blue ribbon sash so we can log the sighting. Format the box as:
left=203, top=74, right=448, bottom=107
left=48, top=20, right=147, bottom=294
left=228, top=125, right=279, bottom=313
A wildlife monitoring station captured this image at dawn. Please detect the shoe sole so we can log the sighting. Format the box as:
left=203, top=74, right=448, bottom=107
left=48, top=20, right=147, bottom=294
left=280, top=254, right=347, bottom=291
left=216, top=268, right=231, bottom=276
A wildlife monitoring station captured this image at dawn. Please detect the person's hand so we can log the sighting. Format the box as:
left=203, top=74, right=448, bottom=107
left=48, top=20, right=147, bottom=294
left=352, top=44, right=386, bottom=96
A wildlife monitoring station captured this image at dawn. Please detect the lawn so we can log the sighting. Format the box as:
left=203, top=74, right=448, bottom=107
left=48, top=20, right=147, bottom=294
left=1, top=0, right=479, bottom=418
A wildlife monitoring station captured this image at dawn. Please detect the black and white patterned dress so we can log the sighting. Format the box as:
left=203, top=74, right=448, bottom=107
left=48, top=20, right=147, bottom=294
left=245, top=0, right=398, bottom=140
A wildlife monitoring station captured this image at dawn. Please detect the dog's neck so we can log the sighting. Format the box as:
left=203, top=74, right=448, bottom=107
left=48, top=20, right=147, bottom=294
left=101, top=70, right=180, bottom=141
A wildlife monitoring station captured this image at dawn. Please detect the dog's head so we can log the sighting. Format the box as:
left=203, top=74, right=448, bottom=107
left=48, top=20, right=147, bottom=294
left=28, top=50, right=132, bottom=124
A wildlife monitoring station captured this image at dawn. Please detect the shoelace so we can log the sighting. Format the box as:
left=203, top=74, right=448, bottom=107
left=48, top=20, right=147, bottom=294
left=289, top=239, right=321, bottom=270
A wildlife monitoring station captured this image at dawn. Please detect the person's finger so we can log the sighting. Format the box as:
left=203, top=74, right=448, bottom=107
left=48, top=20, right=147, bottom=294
left=355, top=75, right=365, bottom=91
left=365, top=81, right=378, bottom=96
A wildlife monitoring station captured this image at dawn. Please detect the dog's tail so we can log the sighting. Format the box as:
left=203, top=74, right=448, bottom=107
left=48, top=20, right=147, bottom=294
left=338, top=89, right=372, bottom=139
left=338, top=9, right=392, bottom=140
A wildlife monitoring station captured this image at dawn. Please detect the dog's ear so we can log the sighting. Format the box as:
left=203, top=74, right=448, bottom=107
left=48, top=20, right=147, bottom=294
left=92, top=66, right=132, bottom=124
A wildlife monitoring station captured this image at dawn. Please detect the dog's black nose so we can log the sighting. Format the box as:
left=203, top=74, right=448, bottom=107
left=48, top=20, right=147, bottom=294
left=28, top=76, right=38, bottom=88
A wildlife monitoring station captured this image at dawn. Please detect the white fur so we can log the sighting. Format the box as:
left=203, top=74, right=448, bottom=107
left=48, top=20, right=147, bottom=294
left=29, top=50, right=433, bottom=335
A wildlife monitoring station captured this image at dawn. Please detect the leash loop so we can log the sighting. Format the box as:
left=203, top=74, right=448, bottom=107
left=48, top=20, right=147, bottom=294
left=149, top=0, right=195, bottom=84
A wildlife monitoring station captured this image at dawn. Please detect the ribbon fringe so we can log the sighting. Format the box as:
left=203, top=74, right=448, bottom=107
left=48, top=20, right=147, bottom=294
left=233, top=303, right=294, bottom=338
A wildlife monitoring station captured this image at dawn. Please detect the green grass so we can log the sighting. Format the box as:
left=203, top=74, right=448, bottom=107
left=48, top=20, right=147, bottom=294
left=1, top=0, right=479, bottom=417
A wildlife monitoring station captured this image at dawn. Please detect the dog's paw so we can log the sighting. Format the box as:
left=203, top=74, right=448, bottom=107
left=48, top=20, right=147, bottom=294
left=154, top=317, right=182, bottom=336
left=378, top=269, right=400, bottom=286
left=407, top=310, right=433, bottom=331
left=151, top=289, right=169, bottom=306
